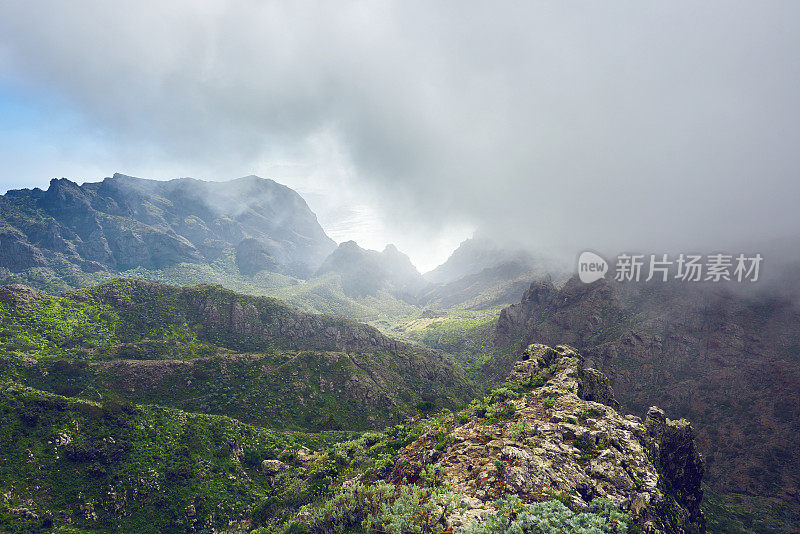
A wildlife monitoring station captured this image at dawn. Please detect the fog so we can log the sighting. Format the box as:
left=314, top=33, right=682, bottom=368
left=1, top=1, right=799, bottom=271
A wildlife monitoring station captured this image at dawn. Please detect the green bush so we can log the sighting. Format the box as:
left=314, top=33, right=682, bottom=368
left=301, top=482, right=462, bottom=534
left=508, top=420, right=528, bottom=441
left=490, top=387, right=520, bottom=403
left=486, top=402, right=516, bottom=422
left=463, top=495, right=633, bottom=534
left=415, top=400, right=436, bottom=413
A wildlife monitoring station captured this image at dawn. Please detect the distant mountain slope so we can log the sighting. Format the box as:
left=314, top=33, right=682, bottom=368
left=314, top=241, right=426, bottom=299
left=423, top=236, right=540, bottom=285
left=0, top=279, right=476, bottom=430
left=489, top=276, right=800, bottom=530
left=418, top=259, right=543, bottom=310
left=0, top=173, right=336, bottom=282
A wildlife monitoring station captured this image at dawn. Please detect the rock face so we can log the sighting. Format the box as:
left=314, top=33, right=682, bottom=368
left=261, top=459, right=289, bottom=475
left=491, top=276, right=800, bottom=523
left=0, top=284, right=42, bottom=307
left=390, top=344, right=705, bottom=533
left=235, top=237, right=279, bottom=276
left=0, top=173, right=336, bottom=279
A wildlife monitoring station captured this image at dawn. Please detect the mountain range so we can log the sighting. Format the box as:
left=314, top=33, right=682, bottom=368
left=0, top=174, right=546, bottom=319
left=1, top=172, right=797, bottom=532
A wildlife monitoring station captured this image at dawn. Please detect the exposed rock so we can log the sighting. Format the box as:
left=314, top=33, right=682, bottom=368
left=490, top=275, right=800, bottom=519
left=0, top=284, right=43, bottom=307
left=235, top=238, right=278, bottom=275
left=579, top=367, right=620, bottom=411
left=388, top=343, right=705, bottom=533
left=261, top=459, right=289, bottom=475
left=295, top=446, right=314, bottom=463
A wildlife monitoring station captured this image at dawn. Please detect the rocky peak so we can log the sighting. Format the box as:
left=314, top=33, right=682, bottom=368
left=41, top=178, right=92, bottom=214
left=0, top=173, right=336, bottom=279
left=423, top=236, right=539, bottom=285
left=388, top=343, right=705, bottom=533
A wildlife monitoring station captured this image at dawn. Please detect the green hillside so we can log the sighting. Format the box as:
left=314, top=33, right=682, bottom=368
left=0, top=280, right=476, bottom=431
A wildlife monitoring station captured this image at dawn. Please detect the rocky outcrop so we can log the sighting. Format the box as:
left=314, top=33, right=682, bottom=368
left=509, top=343, right=620, bottom=410
left=390, top=344, right=705, bottom=533
left=261, top=459, right=289, bottom=475
left=0, top=284, right=43, bottom=307
left=489, top=276, right=800, bottom=522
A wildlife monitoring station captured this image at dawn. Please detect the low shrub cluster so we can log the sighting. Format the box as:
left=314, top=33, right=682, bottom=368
left=464, top=495, right=635, bottom=534
left=289, top=481, right=464, bottom=534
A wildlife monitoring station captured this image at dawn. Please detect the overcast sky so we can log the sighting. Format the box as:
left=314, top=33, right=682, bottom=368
left=1, top=1, right=799, bottom=271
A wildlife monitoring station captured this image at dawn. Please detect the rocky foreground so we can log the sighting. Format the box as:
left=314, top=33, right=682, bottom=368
left=385, top=344, right=705, bottom=533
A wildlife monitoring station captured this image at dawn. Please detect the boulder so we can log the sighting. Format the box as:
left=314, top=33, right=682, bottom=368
left=261, top=459, right=289, bottom=476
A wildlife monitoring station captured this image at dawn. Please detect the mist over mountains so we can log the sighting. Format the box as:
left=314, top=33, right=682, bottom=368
left=0, top=173, right=558, bottom=313
left=1, top=172, right=799, bottom=531
left=0, top=174, right=336, bottom=279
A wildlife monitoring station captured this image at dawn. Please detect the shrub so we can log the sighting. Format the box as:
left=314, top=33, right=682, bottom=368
left=486, top=402, right=516, bottom=422
left=463, top=495, right=633, bottom=534
left=363, top=485, right=462, bottom=534
left=434, top=429, right=455, bottom=451
left=573, top=434, right=596, bottom=463
left=494, top=459, right=507, bottom=473
left=301, top=482, right=464, bottom=534
left=490, top=387, right=519, bottom=403
left=508, top=420, right=528, bottom=441
left=578, top=408, right=604, bottom=422
left=415, top=401, right=436, bottom=413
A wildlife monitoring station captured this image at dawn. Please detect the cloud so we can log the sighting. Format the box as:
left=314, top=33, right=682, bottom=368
left=1, top=1, right=799, bottom=267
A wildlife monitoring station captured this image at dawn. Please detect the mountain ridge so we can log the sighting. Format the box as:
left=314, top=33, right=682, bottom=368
left=0, top=173, right=336, bottom=280
left=0, top=278, right=476, bottom=430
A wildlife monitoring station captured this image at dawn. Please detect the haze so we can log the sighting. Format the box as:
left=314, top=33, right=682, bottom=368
left=1, top=1, right=799, bottom=271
